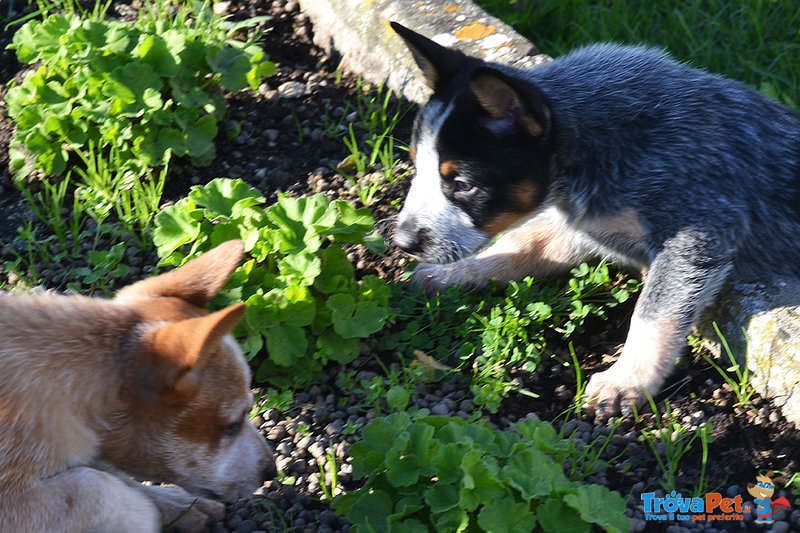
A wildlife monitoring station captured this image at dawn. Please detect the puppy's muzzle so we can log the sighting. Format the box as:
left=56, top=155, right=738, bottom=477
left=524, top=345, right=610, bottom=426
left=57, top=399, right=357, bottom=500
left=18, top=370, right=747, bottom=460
left=394, top=220, right=427, bottom=255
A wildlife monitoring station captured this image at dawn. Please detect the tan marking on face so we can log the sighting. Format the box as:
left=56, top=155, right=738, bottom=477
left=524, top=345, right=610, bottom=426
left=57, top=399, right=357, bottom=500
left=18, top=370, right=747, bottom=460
left=409, top=145, right=417, bottom=161
left=475, top=182, right=539, bottom=236
left=477, top=211, right=527, bottom=236
left=511, top=181, right=538, bottom=212
left=105, top=330, right=254, bottom=479
left=104, top=303, right=249, bottom=473
left=439, top=160, right=457, bottom=178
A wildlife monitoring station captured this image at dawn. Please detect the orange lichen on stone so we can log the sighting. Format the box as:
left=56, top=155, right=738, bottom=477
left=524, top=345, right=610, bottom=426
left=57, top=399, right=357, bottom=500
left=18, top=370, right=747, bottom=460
left=454, top=21, right=495, bottom=40
left=443, top=4, right=459, bottom=12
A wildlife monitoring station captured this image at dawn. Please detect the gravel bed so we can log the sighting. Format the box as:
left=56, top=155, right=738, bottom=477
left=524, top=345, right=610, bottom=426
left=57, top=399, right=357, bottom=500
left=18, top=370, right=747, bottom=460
left=212, top=355, right=800, bottom=533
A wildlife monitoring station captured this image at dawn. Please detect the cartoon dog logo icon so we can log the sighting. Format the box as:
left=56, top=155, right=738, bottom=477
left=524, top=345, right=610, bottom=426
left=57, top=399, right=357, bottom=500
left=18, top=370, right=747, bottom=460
left=747, top=472, right=791, bottom=523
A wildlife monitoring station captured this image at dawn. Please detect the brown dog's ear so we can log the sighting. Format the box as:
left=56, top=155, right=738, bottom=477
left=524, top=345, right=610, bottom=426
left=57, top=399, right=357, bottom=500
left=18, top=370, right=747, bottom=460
left=390, top=21, right=470, bottom=89
left=116, top=240, right=244, bottom=306
left=149, top=302, right=247, bottom=396
left=469, top=67, right=551, bottom=139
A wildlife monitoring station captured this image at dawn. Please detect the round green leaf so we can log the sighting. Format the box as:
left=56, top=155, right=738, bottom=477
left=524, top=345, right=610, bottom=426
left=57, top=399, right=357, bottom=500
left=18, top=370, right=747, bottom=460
left=265, top=325, right=308, bottom=367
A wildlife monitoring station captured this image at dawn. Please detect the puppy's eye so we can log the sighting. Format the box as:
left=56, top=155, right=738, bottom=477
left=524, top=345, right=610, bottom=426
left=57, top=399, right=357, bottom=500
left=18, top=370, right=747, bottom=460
left=221, top=413, right=246, bottom=437
left=453, top=178, right=475, bottom=194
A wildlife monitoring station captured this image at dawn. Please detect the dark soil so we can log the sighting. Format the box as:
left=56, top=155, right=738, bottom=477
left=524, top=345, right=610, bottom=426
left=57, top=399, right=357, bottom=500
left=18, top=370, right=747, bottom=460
left=1, top=2, right=798, bottom=532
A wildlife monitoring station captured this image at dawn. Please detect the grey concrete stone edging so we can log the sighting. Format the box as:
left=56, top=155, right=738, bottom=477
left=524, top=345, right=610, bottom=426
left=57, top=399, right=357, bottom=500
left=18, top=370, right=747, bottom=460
left=700, top=281, right=800, bottom=426
left=297, top=0, right=550, bottom=103
left=298, top=0, right=800, bottom=426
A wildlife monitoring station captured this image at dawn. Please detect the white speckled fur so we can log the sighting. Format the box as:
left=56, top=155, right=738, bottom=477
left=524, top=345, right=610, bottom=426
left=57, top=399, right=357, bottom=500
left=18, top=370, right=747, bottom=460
left=392, top=24, right=800, bottom=417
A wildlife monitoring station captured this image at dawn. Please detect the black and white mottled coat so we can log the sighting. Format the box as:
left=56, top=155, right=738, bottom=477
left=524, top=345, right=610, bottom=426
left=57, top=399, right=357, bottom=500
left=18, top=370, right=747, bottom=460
left=391, top=23, right=800, bottom=416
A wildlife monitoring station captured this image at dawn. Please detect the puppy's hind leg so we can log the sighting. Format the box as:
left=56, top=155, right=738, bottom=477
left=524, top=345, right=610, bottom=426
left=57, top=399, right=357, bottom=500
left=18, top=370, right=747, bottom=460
left=1, top=466, right=160, bottom=533
left=413, top=208, right=594, bottom=291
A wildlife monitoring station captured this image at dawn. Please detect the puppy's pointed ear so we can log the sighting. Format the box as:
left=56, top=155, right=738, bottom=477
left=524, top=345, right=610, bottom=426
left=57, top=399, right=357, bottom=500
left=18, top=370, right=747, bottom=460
left=391, top=21, right=470, bottom=89
left=116, top=240, right=244, bottom=306
left=149, top=303, right=247, bottom=397
left=469, top=67, right=551, bottom=138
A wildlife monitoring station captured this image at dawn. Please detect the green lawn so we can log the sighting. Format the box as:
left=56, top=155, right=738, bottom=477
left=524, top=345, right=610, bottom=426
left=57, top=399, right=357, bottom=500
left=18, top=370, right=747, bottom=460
left=477, top=0, right=800, bottom=107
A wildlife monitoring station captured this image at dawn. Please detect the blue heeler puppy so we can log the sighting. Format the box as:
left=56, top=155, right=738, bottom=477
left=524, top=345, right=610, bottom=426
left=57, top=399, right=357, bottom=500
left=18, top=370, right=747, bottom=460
left=390, top=22, right=800, bottom=417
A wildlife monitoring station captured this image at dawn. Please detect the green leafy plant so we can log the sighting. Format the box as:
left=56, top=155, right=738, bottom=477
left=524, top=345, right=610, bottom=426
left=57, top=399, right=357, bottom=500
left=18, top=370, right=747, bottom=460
left=65, top=241, right=131, bottom=296
left=336, top=362, right=426, bottom=416
left=153, top=178, right=389, bottom=388
left=638, top=398, right=714, bottom=495
left=6, top=0, right=113, bottom=28
left=251, top=388, right=294, bottom=417
left=6, top=2, right=274, bottom=180
left=702, top=323, right=757, bottom=408
left=2, top=210, right=136, bottom=295
left=72, top=142, right=168, bottom=248
left=333, top=412, right=630, bottom=533
left=567, top=343, right=588, bottom=419
left=17, top=176, right=84, bottom=254
left=319, top=445, right=340, bottom=501
left=383, top=262, right=639, bottom=411
left=327, top=80, right=411, bottom=205
left=2, top=222, right=46, bottom=286
left=785, top=471, right=800, bottom=506
left=559, top=419, right=624, bottom=483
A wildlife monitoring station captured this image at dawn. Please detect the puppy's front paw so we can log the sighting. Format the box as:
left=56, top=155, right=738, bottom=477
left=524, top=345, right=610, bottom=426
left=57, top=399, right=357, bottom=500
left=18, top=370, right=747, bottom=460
left=143, top=485, right=226, bottom=533
left=411, top=263, right=457, bottom=293
left=411, top=261, right=489, bottom=293
left=584, top=367, right=650, bottom=421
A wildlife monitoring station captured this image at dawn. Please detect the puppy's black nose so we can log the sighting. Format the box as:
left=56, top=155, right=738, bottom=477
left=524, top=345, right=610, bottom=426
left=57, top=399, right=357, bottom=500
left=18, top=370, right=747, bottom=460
left=394, top=229, right=421, bottom=254
left=394, top=223, right=422, bottom=254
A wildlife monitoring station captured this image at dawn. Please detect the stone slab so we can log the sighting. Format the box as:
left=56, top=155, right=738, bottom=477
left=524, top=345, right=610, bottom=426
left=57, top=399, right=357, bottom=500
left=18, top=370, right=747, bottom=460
left=700, top=280, right=800, bottom=426
left=297, top=0, right=550, bottom=103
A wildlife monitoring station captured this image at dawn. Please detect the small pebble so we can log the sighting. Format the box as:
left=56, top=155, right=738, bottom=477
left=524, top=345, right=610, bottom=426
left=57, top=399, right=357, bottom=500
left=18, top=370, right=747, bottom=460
left=770, top=521, right=790, bottom=533
left=278, top=81, right=306, bottom=99
left=267, top=426, right=287, bottom=441
left=235, top=519, right=259, bottom=533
